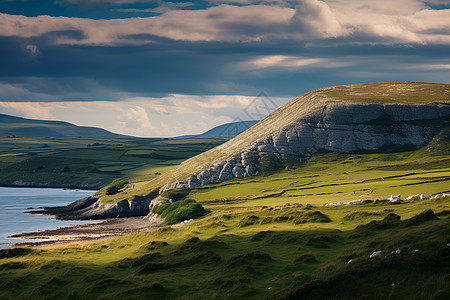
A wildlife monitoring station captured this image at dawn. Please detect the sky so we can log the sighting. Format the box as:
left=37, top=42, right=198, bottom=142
left=0, top=0, right=449, bottom=137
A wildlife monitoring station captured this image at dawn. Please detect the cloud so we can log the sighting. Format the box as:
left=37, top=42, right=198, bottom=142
left=25, top=44, right=39, bottom=55
left=1, top=0, right=448, bottom=46
left=292, top=0, right=347, bottom=38
left=0, top=94, right=289, bottom=137
left=113, top=1, right=195, bottom=13
left=0, top=101, right=55, bottom=119
left=0, top=77, right=129, bottom=102
left=245, top=55, right=325, bottom=68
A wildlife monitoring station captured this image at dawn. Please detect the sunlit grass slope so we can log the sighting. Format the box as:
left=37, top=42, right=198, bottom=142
left=0, top=195, right=448, bottom=299
left=1, top=136, right=449, bottom=299
left=118, top=82, right=450, bottom=201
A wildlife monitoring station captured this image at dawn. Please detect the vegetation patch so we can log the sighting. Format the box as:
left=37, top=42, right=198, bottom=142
left=273, top=211, right=331, bottom=224
left=221, top=251, right=272, bottom=273
left=152, top=198, right=209, bottom=224
left=342, top=210, right=390, bottom=221
left=404, top=209, right=438, bottom=226
left=355, top=213, right=402, bottom=232
left=160, top=188, right=191, bottom=201
left=0, top=247, right=37, bottom=259
left=0, top=262, right=27, bottom=270
left=104, top=178, right=129, bottom=195
left=239, top=215, right=260, bottom=227
left=306, top=234, right=340, bottom=248
left=140, top=240, right=169, bottom=252
left=294, top=254, right=317, bottom=264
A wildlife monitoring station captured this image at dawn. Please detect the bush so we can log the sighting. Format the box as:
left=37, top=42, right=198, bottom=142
left=152, top=203, right=171, bottom=215
left=152, top=198, right=209, bottom=224
left=166, top=203, right=208, bottom=225
left=105, top=179, right=129, bottom=195
left=160, top=188, right=191, bottom=201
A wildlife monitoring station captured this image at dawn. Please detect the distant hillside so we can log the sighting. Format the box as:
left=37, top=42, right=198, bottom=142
left=200, top=120, right=259, bottom=137
left=0, top=113, right=130, bottom=138
left=174, top=120, right=259, bottom=139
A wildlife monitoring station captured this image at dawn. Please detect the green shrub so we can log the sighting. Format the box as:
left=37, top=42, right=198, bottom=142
left=164, top=203, right=208, bottom=225
left=152, top=199, right=209, bottom=224
left=160, top=188, right=191, bottom=201
left=105, top=179, right=129, bottom=195
left=152, top=203, right=171, bottom=215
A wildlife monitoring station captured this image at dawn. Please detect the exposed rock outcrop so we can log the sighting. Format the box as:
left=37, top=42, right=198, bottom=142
left=34, top=196, right=155, bottom=220
left=160, top=102, right=450, bottom=192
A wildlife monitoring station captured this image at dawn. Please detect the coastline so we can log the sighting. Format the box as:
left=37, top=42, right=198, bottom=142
left=0, top=183, right=103, bottom=191
left=8, top=215, right=164, bottom=248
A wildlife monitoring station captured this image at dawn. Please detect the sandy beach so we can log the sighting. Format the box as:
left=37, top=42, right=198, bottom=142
left=9, top=215, right=164, bottom=247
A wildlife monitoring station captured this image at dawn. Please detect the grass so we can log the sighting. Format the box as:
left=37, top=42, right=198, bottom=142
left=0, top=139, right=449, bottom=299
left=0, top=197, right=448, bottom=299
left=0, top=137, right=226, bottom=189
left=1, top=82, right=449, bottom=298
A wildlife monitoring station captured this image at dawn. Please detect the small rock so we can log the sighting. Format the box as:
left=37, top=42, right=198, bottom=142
left=370, top=251, right=382, bottom=258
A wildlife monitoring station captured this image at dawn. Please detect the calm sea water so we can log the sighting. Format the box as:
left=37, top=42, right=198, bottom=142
left=0, top=187, right=97, bottom=248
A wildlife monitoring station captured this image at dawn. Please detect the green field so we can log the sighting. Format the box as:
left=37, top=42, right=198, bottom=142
left=1, top=135, right=449, bottom=299
left=0, top=137, right=227, bottom=189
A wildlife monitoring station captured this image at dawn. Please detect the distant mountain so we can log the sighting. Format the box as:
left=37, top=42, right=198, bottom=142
left=174, top=120, right=259, bottom=139
left=0, top=113, right=130, bottom=138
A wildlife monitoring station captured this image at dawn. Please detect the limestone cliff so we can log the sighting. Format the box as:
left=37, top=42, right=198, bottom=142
left=161, top=101, right=450, bottom=192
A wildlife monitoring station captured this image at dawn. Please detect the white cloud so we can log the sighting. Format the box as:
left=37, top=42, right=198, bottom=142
left=0, top=102, right=55, bottom=120
left=246, top=55, right=325, bottom=68
left=1, top=0, right=448, bottom=46
left=25, top=44, right=39, bottom=55
left=0, top=94, right=289, bottom=137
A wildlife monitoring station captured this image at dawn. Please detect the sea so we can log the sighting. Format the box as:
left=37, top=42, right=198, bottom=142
left=0, top=187, right=97, bottom=248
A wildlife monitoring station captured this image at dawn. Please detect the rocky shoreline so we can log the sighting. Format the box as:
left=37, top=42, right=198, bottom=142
left=28, top=195, right=157, bottom=220
left=9, top=215, right=164, bottom=248
left=0, top=182, right=103, bottom=190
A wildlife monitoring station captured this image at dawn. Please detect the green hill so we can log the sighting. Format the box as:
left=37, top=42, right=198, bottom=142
left=96, top=81, right=450, bottom=204
left=0, top=113, right=130, bottom=138
left=1, top=82, right=449, bottom=299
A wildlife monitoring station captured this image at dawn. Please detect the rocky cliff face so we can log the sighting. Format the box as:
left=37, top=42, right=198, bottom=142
left=39, top=195, right=155, bottom=220
left=161, top=102, right=450, bottom=192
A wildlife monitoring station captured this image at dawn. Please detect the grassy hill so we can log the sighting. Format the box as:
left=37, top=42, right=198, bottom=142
left=0, top=113, right=130, bottom=138
left=174, top=120, right=259, bottom=139
left=97, top=81, right=450, bottom=203
left=0, top=135, right=449, bottom=299
left=0, top=82, right=449, bottom=299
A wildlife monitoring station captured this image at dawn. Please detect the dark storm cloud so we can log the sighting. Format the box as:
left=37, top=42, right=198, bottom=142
left=0, top=0, right=449, bottom=102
